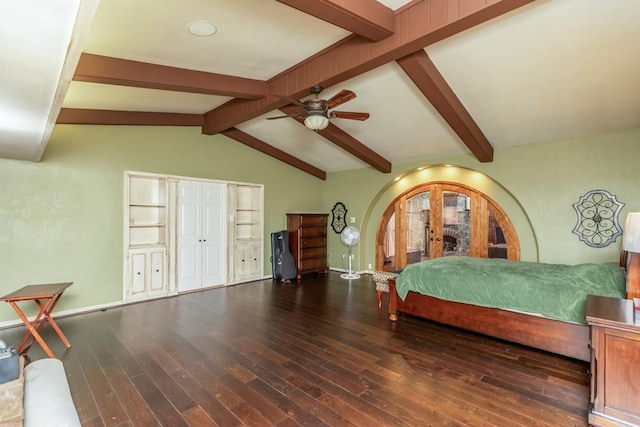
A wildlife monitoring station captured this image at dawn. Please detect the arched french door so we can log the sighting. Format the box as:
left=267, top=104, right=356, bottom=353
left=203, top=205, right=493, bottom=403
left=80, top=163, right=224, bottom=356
left=376, top=182, right=520, bottom=271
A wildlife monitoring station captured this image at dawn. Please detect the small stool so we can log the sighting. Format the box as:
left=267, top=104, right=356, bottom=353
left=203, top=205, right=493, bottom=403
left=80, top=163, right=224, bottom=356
left=372, top=271, right=399, bottom=309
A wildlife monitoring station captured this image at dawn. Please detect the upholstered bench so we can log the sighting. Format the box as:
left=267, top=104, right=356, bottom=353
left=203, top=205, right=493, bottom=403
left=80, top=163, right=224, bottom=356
left=372, top=270, right=400, bottom=308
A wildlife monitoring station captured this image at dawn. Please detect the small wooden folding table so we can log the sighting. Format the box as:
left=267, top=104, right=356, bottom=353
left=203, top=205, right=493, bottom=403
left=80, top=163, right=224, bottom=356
left=1, top=282, right=73, bottom=358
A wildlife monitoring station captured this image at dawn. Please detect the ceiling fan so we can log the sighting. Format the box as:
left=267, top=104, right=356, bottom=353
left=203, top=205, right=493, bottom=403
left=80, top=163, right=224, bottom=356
left=267, top=85, right=370, bottom=131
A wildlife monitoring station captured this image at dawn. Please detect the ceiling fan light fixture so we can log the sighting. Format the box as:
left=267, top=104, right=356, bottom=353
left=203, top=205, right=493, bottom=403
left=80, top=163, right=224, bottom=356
left=304, top=113, right=329, bottom=131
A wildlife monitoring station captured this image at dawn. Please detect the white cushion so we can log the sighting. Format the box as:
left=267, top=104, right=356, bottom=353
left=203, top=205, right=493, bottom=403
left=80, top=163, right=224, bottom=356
left=24, top=358, right=80, bottom=427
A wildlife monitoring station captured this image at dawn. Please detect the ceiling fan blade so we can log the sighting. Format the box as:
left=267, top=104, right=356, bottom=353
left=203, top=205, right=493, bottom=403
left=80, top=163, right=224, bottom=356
left=273, top=93, right=304, bottom=107
left=331, top=111, right=370, bottom=121
left=266, top=113, right=300, bottom=120
left=326, top=89, right=356, bottom=109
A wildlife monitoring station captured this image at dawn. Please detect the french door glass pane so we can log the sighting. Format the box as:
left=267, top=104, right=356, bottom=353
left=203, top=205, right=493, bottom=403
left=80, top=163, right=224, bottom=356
left=406, top=192, right=430, bottom=264
left=382, top=213, right=395, bottom=267
left=488, top=211, right=508, bottom=258
left=442, top=191, right=470, bottom=257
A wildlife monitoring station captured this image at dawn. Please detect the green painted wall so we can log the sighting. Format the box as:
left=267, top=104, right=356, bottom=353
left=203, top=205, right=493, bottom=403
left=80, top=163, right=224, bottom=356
left=323, top=129, right=640, bottom=271
left=0, top=125, right=323, bottom=323
left=1, top=125, right=638, bottom=324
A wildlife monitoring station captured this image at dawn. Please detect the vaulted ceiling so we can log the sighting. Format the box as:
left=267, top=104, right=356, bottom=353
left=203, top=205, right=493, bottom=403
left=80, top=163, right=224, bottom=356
left=3, top=0, right=640, bottom=180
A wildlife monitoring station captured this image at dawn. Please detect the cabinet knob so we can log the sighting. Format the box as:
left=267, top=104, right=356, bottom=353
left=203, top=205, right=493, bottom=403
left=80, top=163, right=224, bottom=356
left=199, top=239, right=202, bottom=242
left=203, top=239, right=206, bottom=242
left=155, top=269, right=159, bottom=272
left=137, top=272, right=141, bottom=275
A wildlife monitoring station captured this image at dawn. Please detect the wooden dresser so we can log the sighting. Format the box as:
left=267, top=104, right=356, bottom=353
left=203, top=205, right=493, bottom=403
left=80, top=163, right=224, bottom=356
left=585, top=295, right=640, bottom=427
left=287, top=213, right=329, bottom=279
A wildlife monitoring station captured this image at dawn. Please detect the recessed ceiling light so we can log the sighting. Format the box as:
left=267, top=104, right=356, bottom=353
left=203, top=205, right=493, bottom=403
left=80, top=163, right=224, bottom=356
left=187, top=20, right=218, bottom=37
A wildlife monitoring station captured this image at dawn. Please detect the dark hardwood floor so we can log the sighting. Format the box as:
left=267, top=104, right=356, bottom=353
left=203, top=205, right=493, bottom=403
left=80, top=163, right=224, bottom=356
left=1, top=272, right=590, bottom=426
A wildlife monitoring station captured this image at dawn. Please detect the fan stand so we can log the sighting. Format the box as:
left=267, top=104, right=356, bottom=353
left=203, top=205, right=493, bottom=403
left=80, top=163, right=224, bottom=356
left=340, top=245, right=360, bottom=280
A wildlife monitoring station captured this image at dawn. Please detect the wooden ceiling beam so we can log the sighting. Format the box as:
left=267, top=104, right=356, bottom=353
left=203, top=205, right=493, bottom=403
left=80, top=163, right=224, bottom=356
left=74, top=53, right=267, bottom=99
left=279, top=104, right=391, bottom=173
left=276, top=0, right=394, bottom=41
left=397, top=50, right=493, bottom=162
left=203, top=0, right=536, bottom=136
left=221, top=128, right=327, bottom=180
left=57, top=108, right=203, bottom=126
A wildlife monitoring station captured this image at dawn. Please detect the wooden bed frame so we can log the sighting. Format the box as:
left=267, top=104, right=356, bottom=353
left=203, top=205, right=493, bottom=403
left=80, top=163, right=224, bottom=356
left=387, top=271, right=635, bottom=362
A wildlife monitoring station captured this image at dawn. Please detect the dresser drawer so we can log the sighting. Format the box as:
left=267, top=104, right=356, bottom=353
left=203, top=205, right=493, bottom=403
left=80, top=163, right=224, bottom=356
left=301, top=226, right=326, bottom=238
left=299, top=215, right=327, bottom=226
left=301, top=237, right=326, bottom=248
left=301, top=246, right=326, bottom=259
left=300, top=257, right=327, bottom=270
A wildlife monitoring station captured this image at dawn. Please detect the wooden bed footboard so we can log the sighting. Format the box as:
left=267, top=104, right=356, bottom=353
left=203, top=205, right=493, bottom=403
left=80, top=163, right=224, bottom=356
left=387, top=277, right=590, bottom=362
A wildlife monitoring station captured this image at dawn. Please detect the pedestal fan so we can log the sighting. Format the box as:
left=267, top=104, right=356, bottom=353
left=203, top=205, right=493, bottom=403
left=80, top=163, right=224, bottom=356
left=340, top=226, right=360, bottom=279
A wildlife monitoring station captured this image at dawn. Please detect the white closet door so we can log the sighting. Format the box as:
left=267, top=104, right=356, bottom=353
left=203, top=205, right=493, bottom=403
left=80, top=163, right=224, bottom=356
left=178, top=181, right=203, bottom=292
left=178, top=180, right=226, bottom=292
left=201, top=183, right=226, bottom=286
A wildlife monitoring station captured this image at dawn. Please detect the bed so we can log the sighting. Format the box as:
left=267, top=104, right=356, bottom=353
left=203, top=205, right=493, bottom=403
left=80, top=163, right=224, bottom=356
left=386, top=256, right=629, bottom=361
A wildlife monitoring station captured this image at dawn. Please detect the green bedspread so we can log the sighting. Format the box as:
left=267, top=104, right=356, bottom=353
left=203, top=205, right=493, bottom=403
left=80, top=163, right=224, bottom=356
left=395, top=256, right=627, bottom=324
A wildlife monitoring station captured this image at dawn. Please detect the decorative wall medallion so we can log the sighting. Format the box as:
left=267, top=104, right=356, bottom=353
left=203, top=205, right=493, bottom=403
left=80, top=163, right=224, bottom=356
left=572, top=190, right=624, bottom=247
left=331, top=202, right=347, bottom=234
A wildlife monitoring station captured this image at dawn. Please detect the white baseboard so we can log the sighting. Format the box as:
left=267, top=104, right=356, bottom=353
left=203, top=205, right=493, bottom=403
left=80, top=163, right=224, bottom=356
left=0, top=301, right=124, bottom=330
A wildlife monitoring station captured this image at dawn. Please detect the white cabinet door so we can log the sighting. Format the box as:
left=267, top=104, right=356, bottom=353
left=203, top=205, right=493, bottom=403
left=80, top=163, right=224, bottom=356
left=235, top=242, right=261, bottom=280
left=128, top=247, right=167, bottom=300
left=247, top=242, right=262, bottom=278
left=149, top=249, right=166, bottom=297
left=129, top=250, right=148, bottom=299
left=178, top=180, right=226, bottom=291
left=235, top=243, right=249, bottom=279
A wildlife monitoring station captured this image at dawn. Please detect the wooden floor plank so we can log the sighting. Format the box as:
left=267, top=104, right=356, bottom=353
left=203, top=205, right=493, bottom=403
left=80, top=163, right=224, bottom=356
left=128, top=372, right=189, bottom=427
left=168, top=370, right=242, bottom=427
left=80, top=352, right=131, bottom=426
